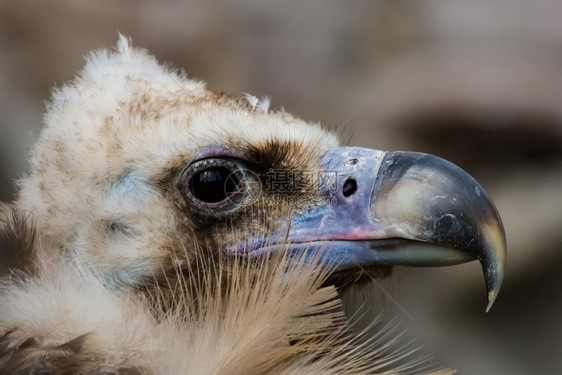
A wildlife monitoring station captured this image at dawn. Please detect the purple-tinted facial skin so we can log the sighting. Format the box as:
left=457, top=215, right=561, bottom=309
left=227, top=147, right=506, bottom=311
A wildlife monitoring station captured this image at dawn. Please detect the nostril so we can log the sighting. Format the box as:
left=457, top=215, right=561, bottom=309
left=342, top=178, right=357, bottom=197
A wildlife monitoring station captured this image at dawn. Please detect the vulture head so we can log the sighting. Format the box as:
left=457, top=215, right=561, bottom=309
left=0, top=36, right=506, bottom=374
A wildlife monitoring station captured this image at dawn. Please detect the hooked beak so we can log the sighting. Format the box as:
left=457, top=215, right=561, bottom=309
left=231, top=147, right=506, bottom=312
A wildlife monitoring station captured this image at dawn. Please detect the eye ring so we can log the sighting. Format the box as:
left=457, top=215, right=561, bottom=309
left=179, top=158, right=251, bottom=213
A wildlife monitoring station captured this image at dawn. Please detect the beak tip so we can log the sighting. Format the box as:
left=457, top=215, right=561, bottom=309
left=486, top=292, right=497, bottom=313
left=485, top=267, right=504, bottom=312
left=482, top=224, right=506, bottom=313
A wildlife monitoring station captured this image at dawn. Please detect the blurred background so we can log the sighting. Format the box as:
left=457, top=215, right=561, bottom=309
left=1, top=1, right=560, bottom=373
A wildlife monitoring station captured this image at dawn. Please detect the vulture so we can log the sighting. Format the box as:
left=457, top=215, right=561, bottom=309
left=0, top=36, right=506, bottom=374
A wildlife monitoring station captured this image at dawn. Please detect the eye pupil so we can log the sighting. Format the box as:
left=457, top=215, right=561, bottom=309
left=190, top=167, right=240, bottom=203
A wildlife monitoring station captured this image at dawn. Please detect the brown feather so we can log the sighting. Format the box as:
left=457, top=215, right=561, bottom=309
left=0, top=206, right=38, bottom=277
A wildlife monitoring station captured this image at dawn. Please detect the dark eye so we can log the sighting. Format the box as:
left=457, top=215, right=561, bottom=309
left=190, top=166, right=240, bottom=203
left=179, top=158, right=253, bottom=213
